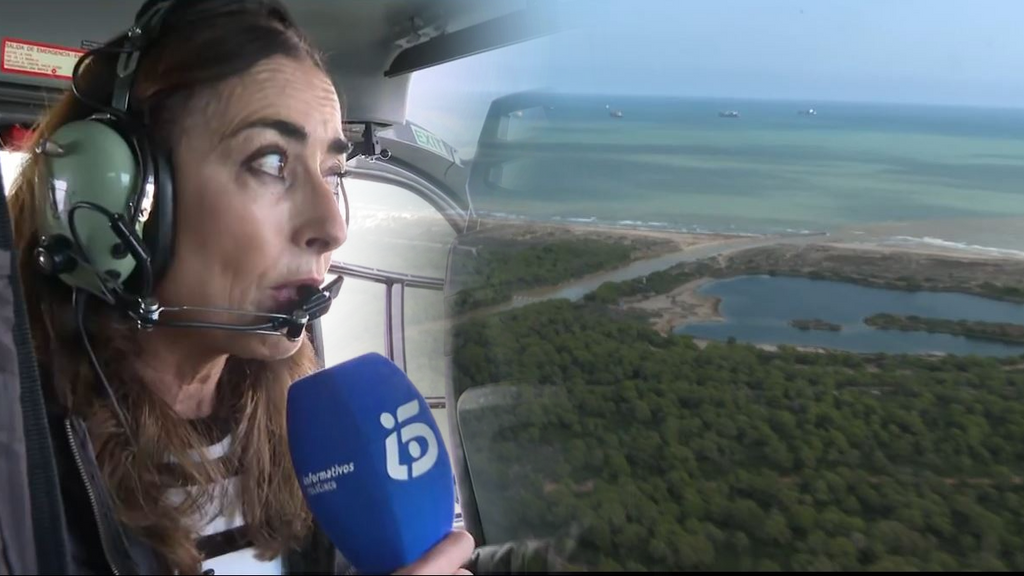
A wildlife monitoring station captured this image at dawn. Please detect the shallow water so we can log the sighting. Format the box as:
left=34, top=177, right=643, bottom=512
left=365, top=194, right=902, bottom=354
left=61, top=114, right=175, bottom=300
left=678, top=275, right=1024, bottom=356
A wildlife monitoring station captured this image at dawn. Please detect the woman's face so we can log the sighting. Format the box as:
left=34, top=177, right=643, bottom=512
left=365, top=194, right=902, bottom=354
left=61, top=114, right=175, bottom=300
left=154, top=55, right=348, bottom=360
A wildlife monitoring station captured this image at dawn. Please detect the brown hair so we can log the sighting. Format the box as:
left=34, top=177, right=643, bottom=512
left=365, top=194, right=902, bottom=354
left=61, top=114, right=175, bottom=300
left=7, top=3, right=329, bottom=573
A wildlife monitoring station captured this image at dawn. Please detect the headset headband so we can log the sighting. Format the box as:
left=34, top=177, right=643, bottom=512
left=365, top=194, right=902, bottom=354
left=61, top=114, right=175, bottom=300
left=109, top=0, right=295, bottom=115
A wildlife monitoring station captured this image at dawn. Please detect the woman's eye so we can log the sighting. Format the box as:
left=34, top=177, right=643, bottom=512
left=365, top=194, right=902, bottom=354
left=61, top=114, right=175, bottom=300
left=251, top=152, right=287, bottom=178
left=324, top=171, right=347, bottom=195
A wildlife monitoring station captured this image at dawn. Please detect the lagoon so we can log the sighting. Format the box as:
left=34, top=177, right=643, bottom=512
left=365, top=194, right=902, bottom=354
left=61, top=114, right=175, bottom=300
left=677, top=275, right=1024, bottom=357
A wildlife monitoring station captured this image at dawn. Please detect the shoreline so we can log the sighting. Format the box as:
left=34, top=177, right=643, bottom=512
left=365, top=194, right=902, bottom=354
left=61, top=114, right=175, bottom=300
left=473, top=217, right=756, bottom=254
left=623, top=277, right=723, bottom=335
left=819, top=240, right=1024, bottom=262
left=473, top=215, right=1024, bottom=263
left=690, top=338, right=833, bottom=354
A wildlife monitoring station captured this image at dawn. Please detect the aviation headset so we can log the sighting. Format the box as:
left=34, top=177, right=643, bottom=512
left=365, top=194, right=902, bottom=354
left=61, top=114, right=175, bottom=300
left=33, top=0, right=348, bottom=317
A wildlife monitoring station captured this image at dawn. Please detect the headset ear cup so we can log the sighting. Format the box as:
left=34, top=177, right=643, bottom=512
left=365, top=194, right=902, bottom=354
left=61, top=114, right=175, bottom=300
left=34, top=119, right=143, bottom=299
left=145, top=145, right=174, bottom=287
left=71, top=115, right=172, bottom=299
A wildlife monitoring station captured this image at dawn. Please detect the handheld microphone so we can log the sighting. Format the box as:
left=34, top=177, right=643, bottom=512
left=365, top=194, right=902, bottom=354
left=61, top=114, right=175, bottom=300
left=286, top=353, right=456, bottom=575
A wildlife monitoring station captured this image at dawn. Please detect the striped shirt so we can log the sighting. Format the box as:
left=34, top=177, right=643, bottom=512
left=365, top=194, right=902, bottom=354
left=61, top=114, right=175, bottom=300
left=163, top=426, right=282, bottom=575
left=162, top=421, right=466, bottom=575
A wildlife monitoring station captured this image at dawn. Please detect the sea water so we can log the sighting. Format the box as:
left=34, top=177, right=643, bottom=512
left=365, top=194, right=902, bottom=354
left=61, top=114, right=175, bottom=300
left=467, top=94, right=1024, bottom=254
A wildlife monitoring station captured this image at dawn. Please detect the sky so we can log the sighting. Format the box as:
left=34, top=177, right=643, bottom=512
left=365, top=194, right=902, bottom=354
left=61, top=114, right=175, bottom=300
left=407, top=0, right=1024, bottom=151
left=542, top=0, right=1024, bottom=107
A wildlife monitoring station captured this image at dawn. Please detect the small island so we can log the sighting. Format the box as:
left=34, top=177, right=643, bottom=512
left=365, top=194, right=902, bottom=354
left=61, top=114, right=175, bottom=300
left=789, top=318, right=842, bottom=332
left=865, top=313, right=1024, bottom=344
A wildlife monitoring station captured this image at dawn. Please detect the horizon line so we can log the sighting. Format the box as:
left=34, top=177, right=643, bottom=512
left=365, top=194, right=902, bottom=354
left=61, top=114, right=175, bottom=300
left=429, top=88, right=1024, bottom=112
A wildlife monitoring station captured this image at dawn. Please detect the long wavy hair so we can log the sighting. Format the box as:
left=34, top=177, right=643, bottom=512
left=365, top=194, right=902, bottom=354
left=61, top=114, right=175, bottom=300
left=7, top=3, right=328, bottom=573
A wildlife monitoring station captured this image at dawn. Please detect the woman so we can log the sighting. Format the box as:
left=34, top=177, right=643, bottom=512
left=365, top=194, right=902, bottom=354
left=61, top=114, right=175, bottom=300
left=7, top=0, right=475, bottom=574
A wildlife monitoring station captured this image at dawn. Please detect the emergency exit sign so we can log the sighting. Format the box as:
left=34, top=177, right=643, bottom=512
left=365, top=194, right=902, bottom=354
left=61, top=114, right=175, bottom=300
left=411, top=124, right=454, bottom=162
left=1, top=38, right=86, bottom=81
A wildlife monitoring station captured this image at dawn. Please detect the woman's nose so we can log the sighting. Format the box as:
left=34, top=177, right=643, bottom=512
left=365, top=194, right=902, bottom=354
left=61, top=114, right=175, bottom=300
left=292, top=179, right=347, bottom=254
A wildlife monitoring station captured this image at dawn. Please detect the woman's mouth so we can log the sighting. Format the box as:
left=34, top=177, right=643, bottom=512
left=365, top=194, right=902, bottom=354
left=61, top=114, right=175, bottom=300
left=268, top=281, right=322, bottom=314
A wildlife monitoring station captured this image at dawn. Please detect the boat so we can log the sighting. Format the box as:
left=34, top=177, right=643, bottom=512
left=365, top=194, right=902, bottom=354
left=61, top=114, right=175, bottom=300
left=718, top=110, right=740, bottom=118
left=798, top=109, right=818, bottom=116
left=609, top=110, right=623, bottom=118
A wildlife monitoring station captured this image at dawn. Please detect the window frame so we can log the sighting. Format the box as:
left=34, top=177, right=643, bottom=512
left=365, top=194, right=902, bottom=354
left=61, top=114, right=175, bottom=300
left=324, top=260, right=445, bottom=378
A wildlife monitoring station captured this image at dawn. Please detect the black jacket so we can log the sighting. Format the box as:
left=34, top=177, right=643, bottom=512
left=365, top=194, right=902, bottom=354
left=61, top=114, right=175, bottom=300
left=47, top=406, right=346, bottom=575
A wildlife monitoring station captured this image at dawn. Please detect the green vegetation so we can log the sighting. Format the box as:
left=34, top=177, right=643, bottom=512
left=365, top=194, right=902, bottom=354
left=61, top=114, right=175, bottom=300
left=721, top=245, right=1024, bottom=305
left=980, top=282, right=1024, bottom=302
left=791, top=319, right=843, bottom=332
left=453, top=299, right=1024, bottom=571
left=866, top=314, right=1024, bottom=345
left=583, top=261, right=720, bottom=305
left=449, top=238, right=636, bottom=313
left=799, top=271, right=1024, bottom=304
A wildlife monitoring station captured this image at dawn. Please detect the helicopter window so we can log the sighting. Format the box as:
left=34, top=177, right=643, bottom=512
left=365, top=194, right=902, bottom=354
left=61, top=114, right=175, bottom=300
left=0, top=150, right=27, bottom=193
left=445, top=0, right=1024, bottom=571
left=319, top=176, right=455, bottom=450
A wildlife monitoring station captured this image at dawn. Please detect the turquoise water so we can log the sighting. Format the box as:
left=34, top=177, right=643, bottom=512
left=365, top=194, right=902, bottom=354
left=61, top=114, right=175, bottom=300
left=470, top=94, right=1024, bottom=252
left=678, top=276, right=1024, bottom=357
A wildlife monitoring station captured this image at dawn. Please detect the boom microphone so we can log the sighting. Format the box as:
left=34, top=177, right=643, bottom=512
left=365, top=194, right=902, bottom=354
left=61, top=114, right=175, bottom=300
left=286, top=353, right=456, bottom=574
left=124, top=276, right=345, bottom=340
left=41, top=195, right=347, bottom=340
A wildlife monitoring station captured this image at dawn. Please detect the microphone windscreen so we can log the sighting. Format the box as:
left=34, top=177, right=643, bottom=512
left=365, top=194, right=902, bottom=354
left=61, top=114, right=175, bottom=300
left=287, top=352, right=455, bottom=574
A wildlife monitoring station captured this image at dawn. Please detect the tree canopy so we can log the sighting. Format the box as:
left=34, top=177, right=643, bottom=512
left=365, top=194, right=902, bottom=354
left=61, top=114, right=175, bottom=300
left=453, top=299, right=1024, bottom=571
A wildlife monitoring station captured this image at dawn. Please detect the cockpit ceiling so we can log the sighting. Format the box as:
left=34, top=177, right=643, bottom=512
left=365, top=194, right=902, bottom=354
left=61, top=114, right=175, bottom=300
left=0, top=0, right=558, bottom=125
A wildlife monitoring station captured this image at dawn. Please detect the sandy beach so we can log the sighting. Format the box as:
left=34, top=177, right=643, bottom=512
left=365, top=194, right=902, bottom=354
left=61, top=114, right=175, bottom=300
left=472, top=217, right=749, bottom=257
left=819, top=240, right=1024, bottom=262
left=556, top=222, right=747, bottom=253
left=623, top=277, right=723, bottom=335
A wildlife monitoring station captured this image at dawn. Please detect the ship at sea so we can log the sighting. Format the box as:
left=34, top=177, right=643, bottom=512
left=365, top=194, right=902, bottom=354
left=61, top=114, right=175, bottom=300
left=718, top=110, right=740, bottom=118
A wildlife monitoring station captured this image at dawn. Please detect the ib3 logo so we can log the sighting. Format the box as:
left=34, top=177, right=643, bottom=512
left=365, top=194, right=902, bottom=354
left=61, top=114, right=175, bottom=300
left=380, top=399, right=438, bottom=481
